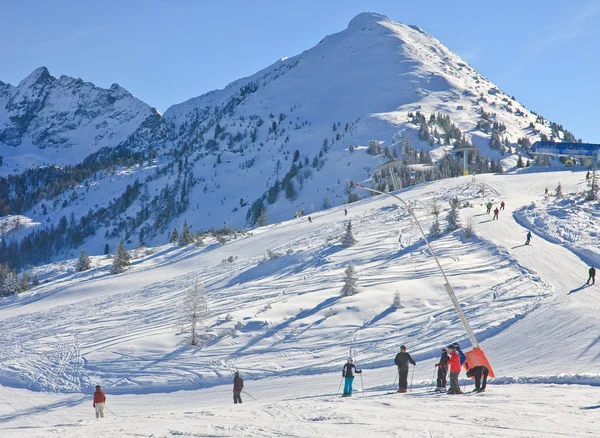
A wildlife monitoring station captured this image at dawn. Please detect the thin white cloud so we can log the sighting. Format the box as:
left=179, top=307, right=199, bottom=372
left=533, top=1, right=600, bottom=54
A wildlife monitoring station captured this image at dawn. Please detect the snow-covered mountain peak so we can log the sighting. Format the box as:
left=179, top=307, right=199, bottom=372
left=347, top=11, right=391, bottom=28
left=17, top=66, right=54, bottom=89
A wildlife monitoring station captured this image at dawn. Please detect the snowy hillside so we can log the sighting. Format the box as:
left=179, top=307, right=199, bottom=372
left=0, top=170, right=598, bottom=436
left=0, top=12, right=583, bottom=269
left=0, top=67, right=160, bottom=175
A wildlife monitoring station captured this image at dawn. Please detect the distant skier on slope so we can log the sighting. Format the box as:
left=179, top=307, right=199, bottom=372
left=446, top=345, right=463, bottom=394
left=93, top=385, right=106, bottom=418
left=233, top=372, right=244, bottom=404
left=587, top=266, right=596, bottom=285
left=344, top=208, right=348, bottom=217
left=394, top=345, right=416, bottom=393
left=434, top=348, right=450, bottom=392
left=586, top=171, right=591, bottom=182
left=308, top=216, right=312, bottom=223
left=493, top=207, right=499, bottom=220
left=341, top=358, right=362, bottom=397
left=525, top=231, right=532, bottom=245
left=500, top=201, right=505, bottom=210
left=465, top=363, right=489, bottom=393
left=486, top=202, right=493, bottom=214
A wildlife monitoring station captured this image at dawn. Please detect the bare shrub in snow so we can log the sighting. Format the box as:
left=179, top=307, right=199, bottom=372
left=556, top=182, right=563, bottom=198
left=463, top=217, right=475, bottom=239
left=325, top=307, right=337, bottom=317
left=180, top=278, right=208, bottom=347
left=235, top=321, right=244, bottom=330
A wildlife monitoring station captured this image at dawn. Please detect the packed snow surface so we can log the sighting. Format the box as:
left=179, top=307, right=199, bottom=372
left=1, top=170, right=599, bottom=435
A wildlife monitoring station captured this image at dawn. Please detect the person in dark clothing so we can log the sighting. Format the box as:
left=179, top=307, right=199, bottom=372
left=466, top=364, right=489, bottom=393
left=500, top=201, right=505, bottom=210
left=394, top=345, right=416, bottom=393
left=525, top=231, right=532, bottom=245
left=493, top=207, right=499, bottom=220
left=587, top=266, right=596, bottom=285
left=341, top=358, right=362, bottom=397
left=233, top=372, right=244, bottom=404
left=308, top=216, right=312, bottom=223
left=435, top=348, right=449, bottom=391
left=586, top=171, right=591, bottom=182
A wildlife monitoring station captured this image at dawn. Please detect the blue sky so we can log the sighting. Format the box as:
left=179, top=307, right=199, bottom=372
left=1, top=0, right=599, bottom=141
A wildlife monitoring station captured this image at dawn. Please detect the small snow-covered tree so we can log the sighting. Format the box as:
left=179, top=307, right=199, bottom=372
left=32, top=273, right=40, bottom=287
left=341, top=263, right=358, bottom=296
left=393, top=289, right=403, bottom=309
left=3, top=271, right=20, bottom=296
left=446, top=196, right=461, bottom=231
left=103, top=243, right=110, bottom=255
left=180, top=278, right=209, bottom=346
left=342, top=221, right=357, bottom=247
left=430, top=199, right=442, bottom=237
left=179, top=220, right=194, bottom=246
left=76, top=248, right=91, bottom=272
left=516, top=155, right=524, bottom=168
left=556, top=182, right=563, bottom=198
left=110, top=239, right=130, bottom=275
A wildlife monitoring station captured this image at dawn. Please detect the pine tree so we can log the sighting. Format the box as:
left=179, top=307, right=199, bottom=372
left=446, top=196, right=460, bottom=231
left=3, top=271, right=20, bottom=296
left=104, top=243, right=110, bottom=255
left=179, top=220, right=194, bottom=246
left=429, top=199, right=442, bottom=237
left=342, top=221, right=357, bottom=247
left=393, top=289, right=403, bottom=309
left=516, top=155, right=524, bottom=168
left=180, top=277, right=208, bottom=346
left=556, top=182, right=563, bottom=198
left=341, top=264, right=358, bottom=296
left=76, top=248, right=92, bottom=272
left=257, top=208, right=268, bottom=227
left=110, top=239, right=130, bottom=275
left=170, top=227, right=180, bottom=243
left=32, top=273, right=40, bottom=287
left=19, top=271, right=30, bottom=292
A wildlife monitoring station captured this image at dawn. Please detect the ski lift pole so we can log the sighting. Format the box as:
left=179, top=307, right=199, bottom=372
left=354, top=183, right=479, bottom=349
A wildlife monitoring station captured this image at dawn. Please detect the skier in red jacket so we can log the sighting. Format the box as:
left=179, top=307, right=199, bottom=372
left=447, top=345, right=463, bottom=394
left=93, top=385, right=106, bottom=418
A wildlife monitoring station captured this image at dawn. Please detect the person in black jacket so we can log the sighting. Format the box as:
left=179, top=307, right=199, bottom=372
left=342, top=358, right=362, bottom=397
left=394, top=345, right=416, bottom=393
left=587, top=266, right=596, bottom=285
left=434, top=348, right=449, bottom=392
left=233, top=372, right=244, bottom=404
left=465, top=364, right=489, bottom=393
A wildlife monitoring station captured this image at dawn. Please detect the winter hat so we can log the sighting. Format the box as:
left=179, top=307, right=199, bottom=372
left=348, top=357, right=353, bottom=361
left=441, top=348, right=447, bottom=352
left=400, top=345, right=406, bottom=350
left=95, top=385, right=101, bottom=389
left=452, top=342, right=460, bottom=348
left=234, top=371, right=239, bottom=375
left=447, top=344, right=455, bottom=350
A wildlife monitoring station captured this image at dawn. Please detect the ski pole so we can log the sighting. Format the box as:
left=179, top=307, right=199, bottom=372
left=337, top=376, right=344, bottom=395
left=105, top=406, right=118, bottom=417
left=242, top=390, right=257, bottom=400
left=392, top=370, right=398, bottom=390
left=429, top=367, right=437, bottom=392
left=360, top=372, right=364, bottom=392
left=410, top=366, right=415, bottom=392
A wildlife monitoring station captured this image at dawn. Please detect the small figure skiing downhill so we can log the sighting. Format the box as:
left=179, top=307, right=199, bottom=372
left=486, top=202, right=493, bottom=214
left=394, top=345, right=416, bottom=393
left=341, top=358, right=362, bottom=397
left=500, top=201, right=505, bottom=210
left=525, top=231, right=532, bottom=245
left=493, top=207, right=499, bottom=220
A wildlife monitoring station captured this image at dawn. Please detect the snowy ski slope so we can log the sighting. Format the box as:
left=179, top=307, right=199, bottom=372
left=0, top=170, right=599, bottom=436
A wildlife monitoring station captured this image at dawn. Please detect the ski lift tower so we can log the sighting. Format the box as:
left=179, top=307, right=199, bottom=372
left=453, top=146, right=478, bottom=176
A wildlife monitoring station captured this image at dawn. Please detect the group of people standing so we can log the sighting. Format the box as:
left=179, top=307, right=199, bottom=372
left=486, top=201, right=505, bottom=220
left=433, top=343, right=488, bottom=394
